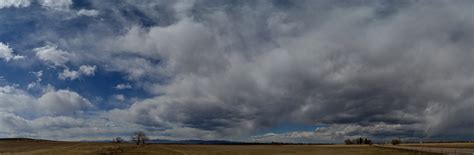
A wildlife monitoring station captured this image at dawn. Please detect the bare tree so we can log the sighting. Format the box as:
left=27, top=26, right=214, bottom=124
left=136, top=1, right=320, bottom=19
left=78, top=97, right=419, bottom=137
left=344, top=139, right=354, bottom=145
left=131, top=131, right=148, bottom=145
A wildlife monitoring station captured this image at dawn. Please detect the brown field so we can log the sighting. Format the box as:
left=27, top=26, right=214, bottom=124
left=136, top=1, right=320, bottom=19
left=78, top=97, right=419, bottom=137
left=401, top=142, right=474, bottom=149
left=0, top=140, right=437, bottom=155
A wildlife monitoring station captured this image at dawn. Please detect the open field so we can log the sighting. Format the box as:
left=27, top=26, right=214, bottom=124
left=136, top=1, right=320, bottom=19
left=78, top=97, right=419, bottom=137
left=377, top=144, right=474, bottom=154
left=401, top=143, right=474, bottom=149
left=0, top=140, right=436, bottom=155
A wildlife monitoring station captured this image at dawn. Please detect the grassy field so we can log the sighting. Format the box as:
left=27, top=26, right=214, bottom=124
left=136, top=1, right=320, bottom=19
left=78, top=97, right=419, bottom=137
left=0, top=140, right=436, bottom=155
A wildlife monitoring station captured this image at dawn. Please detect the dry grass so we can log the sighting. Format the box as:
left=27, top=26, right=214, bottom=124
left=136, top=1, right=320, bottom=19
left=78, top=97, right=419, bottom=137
left=0, top=141, right=435, bottom=155
left=402, top=142, right=474, bottom=149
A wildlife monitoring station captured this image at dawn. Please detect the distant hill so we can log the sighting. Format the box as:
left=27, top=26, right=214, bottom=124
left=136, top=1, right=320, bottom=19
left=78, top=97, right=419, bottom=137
left=0, top=138, right=328, bottom=145
left=149, top=139, right=242, bottom=144
left=147, top=139, right=331, bottom=145
left=0, top=138, right=241, bottom=144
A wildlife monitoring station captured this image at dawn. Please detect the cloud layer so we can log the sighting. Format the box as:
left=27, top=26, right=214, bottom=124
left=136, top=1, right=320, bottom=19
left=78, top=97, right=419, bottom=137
left=105, top=0, right=474, bottom=141
left=0, top=0, right=473, bottom=142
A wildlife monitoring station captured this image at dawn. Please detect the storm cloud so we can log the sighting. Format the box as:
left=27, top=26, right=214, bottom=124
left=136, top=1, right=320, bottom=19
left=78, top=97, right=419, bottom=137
left=106, top=0, right=474, bottom=140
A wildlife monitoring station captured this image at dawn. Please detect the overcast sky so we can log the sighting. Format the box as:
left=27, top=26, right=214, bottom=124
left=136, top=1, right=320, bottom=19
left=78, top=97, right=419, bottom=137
left=0, top=0, right=473, bottom=142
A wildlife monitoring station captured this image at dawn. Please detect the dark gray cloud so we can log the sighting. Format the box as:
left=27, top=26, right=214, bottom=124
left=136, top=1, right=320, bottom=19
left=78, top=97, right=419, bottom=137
left=99, top=0, right=474, bottom=141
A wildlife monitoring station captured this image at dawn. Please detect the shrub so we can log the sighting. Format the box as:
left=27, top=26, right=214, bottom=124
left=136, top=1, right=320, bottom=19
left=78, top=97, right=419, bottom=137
left=391, top=139, right=401, bottom=145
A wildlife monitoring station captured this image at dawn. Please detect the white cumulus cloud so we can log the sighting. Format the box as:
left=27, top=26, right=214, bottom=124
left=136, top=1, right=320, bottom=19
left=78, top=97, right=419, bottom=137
left=59, top=65, right=96, bottom=80
left=0, top=42, right=24, bottom=62
left=79, top=65, right=96, bottom=76
left=0, top=0, right=30, bottom=9
left=58, top=69, right=80, bottom=80
left=34, top=43, right=72, bottom=67
left=0, top=85, right=35, bottom=114
left=0, top=85, right=93, bottom=117
left=37, top=89, right=93, bottom=116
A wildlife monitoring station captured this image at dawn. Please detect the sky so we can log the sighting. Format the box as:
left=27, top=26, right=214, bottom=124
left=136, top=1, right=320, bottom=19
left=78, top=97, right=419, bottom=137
left=0, top=0, right=473, bottom=143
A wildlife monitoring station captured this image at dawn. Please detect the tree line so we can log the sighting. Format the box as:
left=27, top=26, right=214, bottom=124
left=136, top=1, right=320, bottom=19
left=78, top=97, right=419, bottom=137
left=344, top=137, right=372, bottom=145
left=112, top=131, right=149, bottom=145
left=344, top=137, right=403, bottom=145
